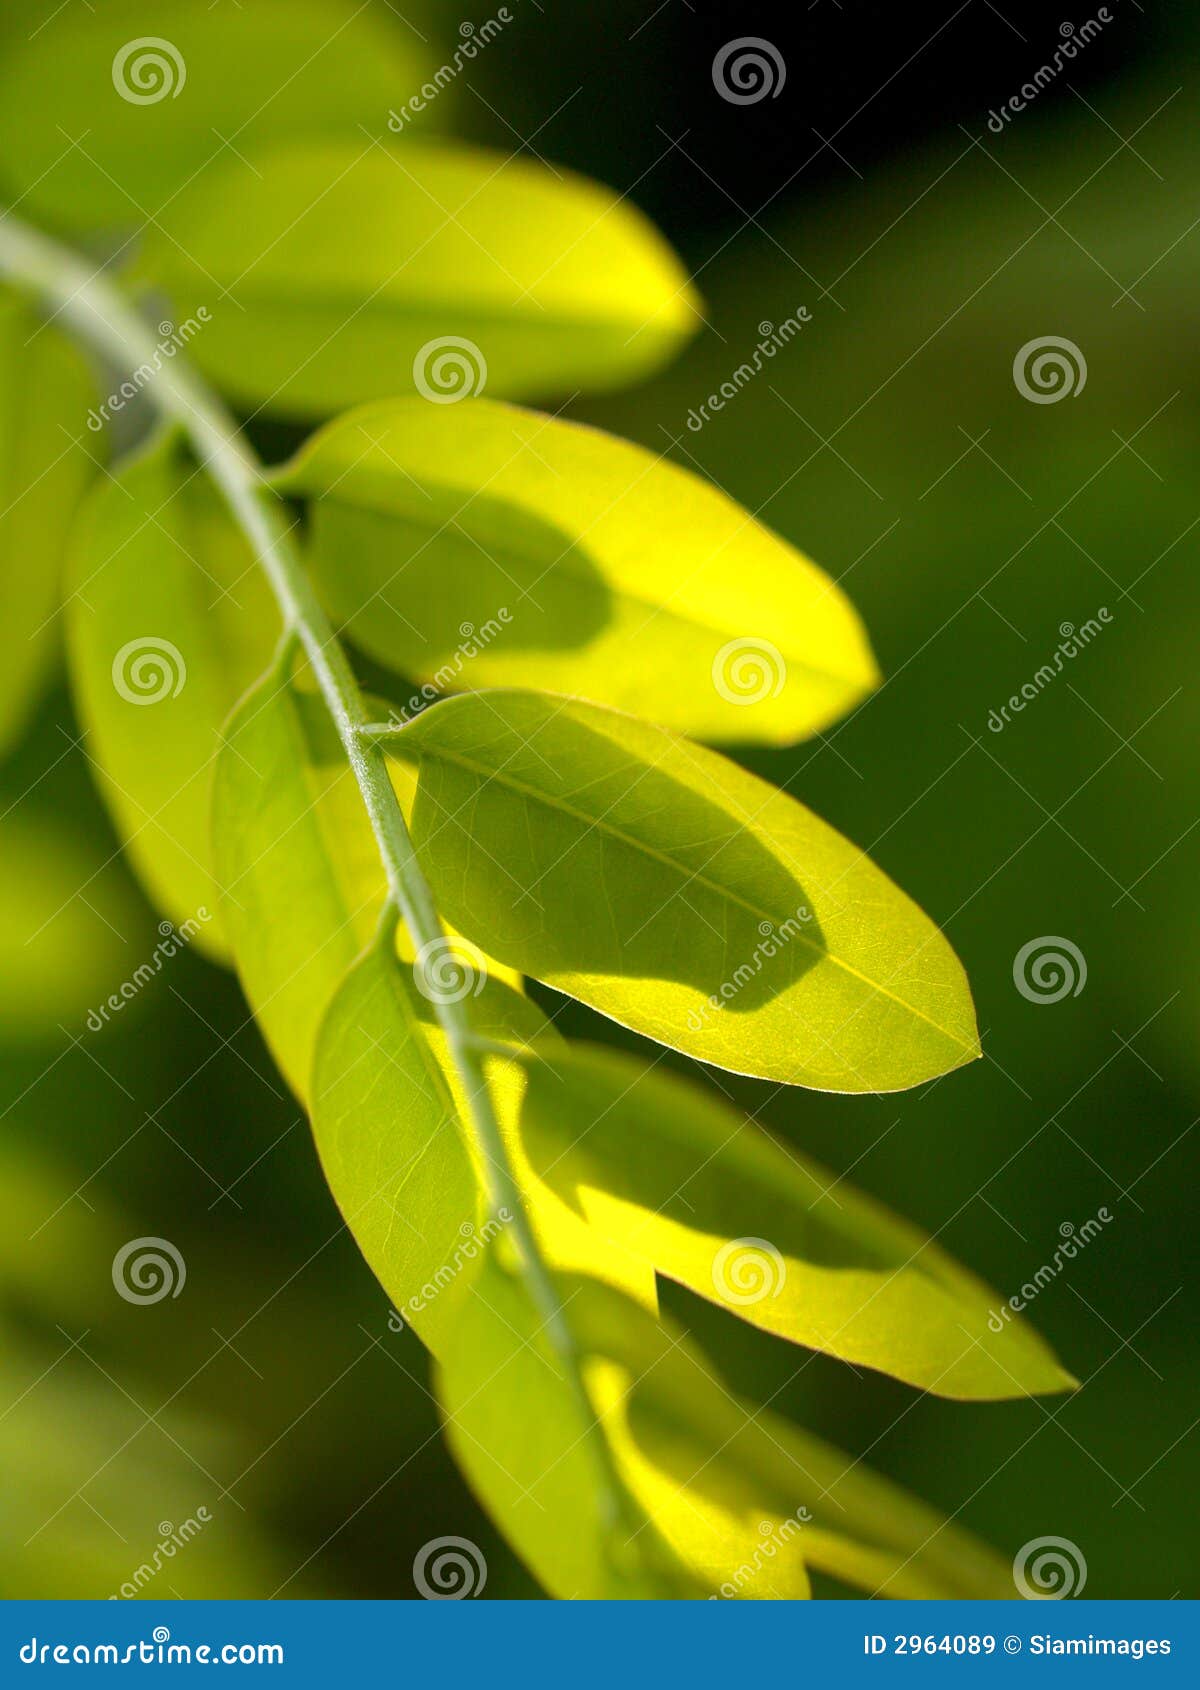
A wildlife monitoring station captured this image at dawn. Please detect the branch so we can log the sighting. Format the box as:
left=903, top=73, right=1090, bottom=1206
left=0, top=210, right=628, bottom=1535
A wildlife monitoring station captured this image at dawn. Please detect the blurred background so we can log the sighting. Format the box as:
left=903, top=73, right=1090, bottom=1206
left=1, top=0, right=1196, bottom=1598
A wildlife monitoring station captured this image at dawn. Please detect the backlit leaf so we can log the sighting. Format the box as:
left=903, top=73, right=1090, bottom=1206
left=212, top=667, right=519, bottom=1099
left=438, top=1253, right=1012, bottom=1600
left=564, top=1280, right=1016, bottom=1599
left=0, top=0, right=435, bottom=233
left=67, top=429, right=278, bottom=959
left=278, top=398, right=879, bottom=743
left=388, top=689, right=981, bottom=1091
left=141, top=142, right=700, bottom=416
left=513, top=1040, right=1074, bottom=1399
left=436, top=1246, right=705, bottom=1600
left=0, top=292, right=97, bottom=757
left=212, top=669, right=387, bottom=1095
left=310, top=943, right=656, bottom=1350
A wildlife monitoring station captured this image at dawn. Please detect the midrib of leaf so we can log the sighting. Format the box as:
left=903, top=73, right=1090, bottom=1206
left=193, top=284, right=684, bottom=342
left=401, top=734, right=976, bottom=1057
left=0, top=210, right=637, bottom=1558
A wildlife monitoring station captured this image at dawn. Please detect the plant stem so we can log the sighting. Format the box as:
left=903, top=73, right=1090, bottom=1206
left=0, top=212, right=627, bottom=1533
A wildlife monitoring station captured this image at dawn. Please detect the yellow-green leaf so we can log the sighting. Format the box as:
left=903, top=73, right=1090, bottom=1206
left=67, top=429, right=278, bottom=959
left=563, top=1280, right=1016, bottom=1599
left=212, top=670, right=386, bottom=1095
left=388, top=689, right=981, bottom=1091
left=513, top=1040, right=1074, bottom=1400
left=436, top=1247, right=705, bottom=1600
left=0, top=292, right=97, bottom=757
left=141, top=141, right=700, bottom=417
left=310, top=944, right=656, bottom=1349
left=212, top=667, right=521, bottom=1099
left=278, top=399, right=878, bottom=743
left=0, top=0, right=435, bottom=233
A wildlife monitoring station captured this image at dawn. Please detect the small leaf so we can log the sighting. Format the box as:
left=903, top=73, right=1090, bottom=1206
left=212, top=669, right=386, bottom=1095
left=0, top=0, right=435, bottom=233
left=67, top=429, right=278, bottom=959
left=212, top=668, right=522, bottom=1099
left=388, top=689, right=981, bottom=1091
left=141, top=141, right=700, bottom=416
left=310, top=944, right=657, bottom=1349
left=436, top=1246, right=705, bottom=1600
left=513, top=1040, right=1075, bottom=1399
left=278, top=398, right=878, bottom=743
left=565, top=1282, right=1016, bottom=1599
left=0, top=292, right=98, bottom=757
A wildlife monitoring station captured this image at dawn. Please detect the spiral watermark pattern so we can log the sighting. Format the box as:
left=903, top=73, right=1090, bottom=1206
left=112, top=1237, right=186, bottom=1305
left=413, top=937, right=488, bottom=1005
left=711, top=1238, right=787, bottom=1306
left=1013, top=336, right=1087, bottom=404
left=112, top=38, right=187, bottom=105
left=1013, top=1535, right=1088, bottom=1599
left=413, top=336, right=487, bottom=403
left=712, top=637, right=786, bottom=706
left=112, top=637, right=186, bottom=705
left=413, top=1536, right=487, bottom=1599
left=713, top=38, right=786, bottom=105
left=1013, top=936, right=1087, bottom=1003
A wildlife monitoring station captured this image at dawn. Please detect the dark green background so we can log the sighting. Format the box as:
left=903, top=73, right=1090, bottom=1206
left=2, top=0, right=1196, bottom=1598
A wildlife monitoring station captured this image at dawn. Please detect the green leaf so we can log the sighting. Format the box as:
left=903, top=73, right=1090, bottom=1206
left=278, top=399, right=878, bottom=743
left=212, top=668, right=386, bottom=1095
left=310, top=943, right=657, bottom=1351
left=67, top=429, right=278, bottom=959
left=561, top=1280, right=1016, bottom=1599
left=513, top=1040, right=1075, bottom=1399
left=387, top=689, right=981, bottom=1091
left=212, top=667, right=524, bottom=1100
left=435, top=1246, right=707, bottom=1600
left=309, top=943, right=1006, bottom=1598
left=0, top=292, right=97, bottom=757
left=140, top=142, right=700, bottom=417
left=438, top=1252, right=1013, bottom=1600
left=0, top=0, right=435, bottom=233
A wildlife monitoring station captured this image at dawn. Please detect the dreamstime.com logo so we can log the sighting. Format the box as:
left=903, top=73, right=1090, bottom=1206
left=685, top=307, right=812, bottom=432
left=112, top=38, right=186, bottom=104
left=1013, top=936, right=1087, bottom=1003
left=112, top=1238, right=186, bottom=1305
left=986, top=13, right=1115, bottom=133
left=413, top=336, right=487, bottom=402
left=388, top=11, right=512, bottom=131
left=87, top=312, right=212, bottom=431
left=709, top=1509, right=812, bottom=1598
left=86, top=911, right=212, bottom=1031
left=387, top=1212, right=511, bottom=1328
left=688, top=905, right=812, bottom=1031
left=986, top=607, right=1112, bottom=732
left=711, top=1238, right=786, bottom=1306
left=110, top=1509, right=213, bottom=1600
left=1013, top=1535, right=1088, bottom=1598
left=988, top=1209, right=1112, bottom=1332
left=1013, top=335, right=1087, bottom=403
left=712, top=38, right=786, bottom=104
left=112, top=637, right=186, bottom=705
left=384, top=612, right=513, bottom=726
left=413, top=1536, right=487, bottom=1598
left=19, top=1628, right=282, bottom=1666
